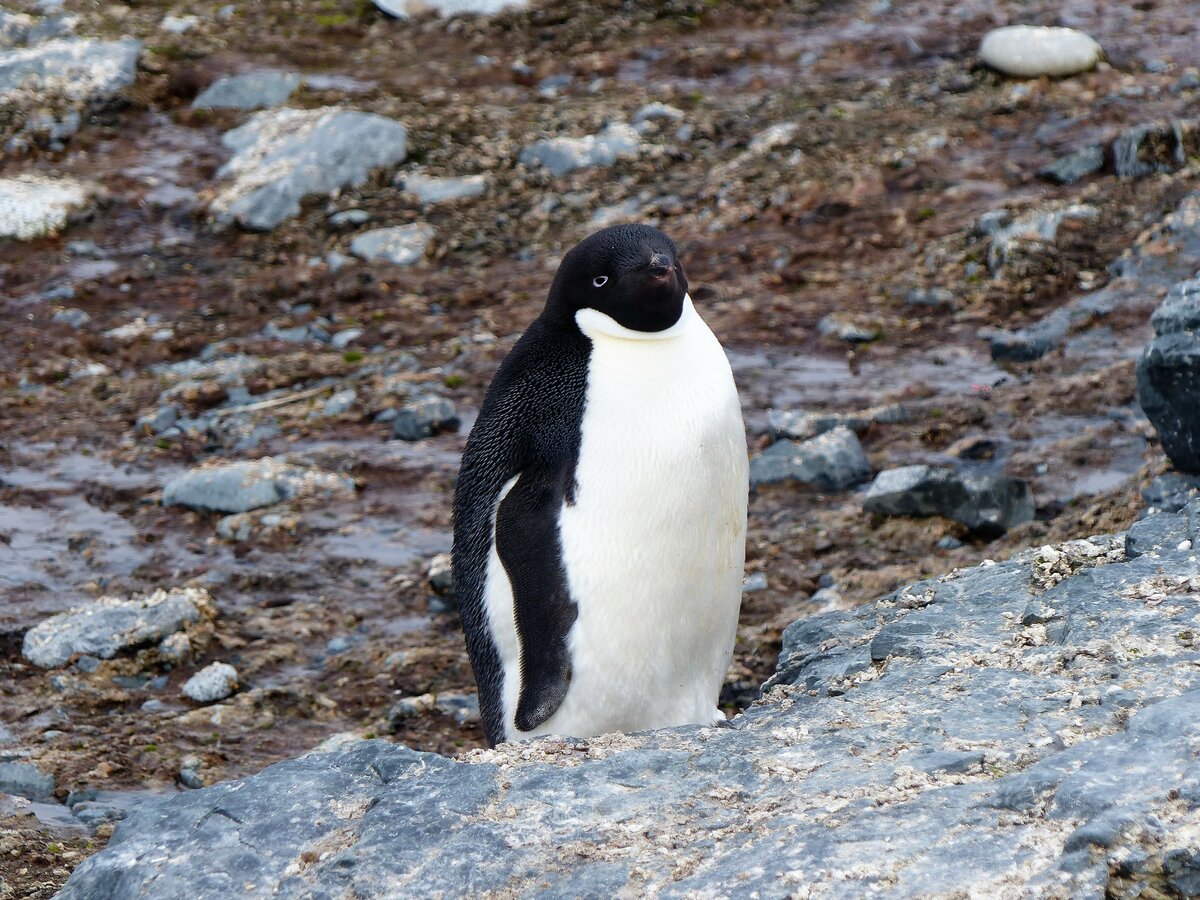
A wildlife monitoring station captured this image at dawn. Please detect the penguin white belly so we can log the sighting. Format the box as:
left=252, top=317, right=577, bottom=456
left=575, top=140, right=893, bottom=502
left=485, top=297, right=748, bottom=741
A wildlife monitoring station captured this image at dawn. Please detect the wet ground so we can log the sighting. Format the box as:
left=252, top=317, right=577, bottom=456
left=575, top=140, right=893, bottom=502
left=2, top=0, right=1200, bottom=893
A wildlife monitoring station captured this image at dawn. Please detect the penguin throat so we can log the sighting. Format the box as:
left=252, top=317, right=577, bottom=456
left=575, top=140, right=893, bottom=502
left=575, top=296, right=694, bottom=342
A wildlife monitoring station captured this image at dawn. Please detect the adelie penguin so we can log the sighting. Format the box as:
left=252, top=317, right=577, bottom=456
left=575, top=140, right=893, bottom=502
left=453, top=224, right=748, bottom=746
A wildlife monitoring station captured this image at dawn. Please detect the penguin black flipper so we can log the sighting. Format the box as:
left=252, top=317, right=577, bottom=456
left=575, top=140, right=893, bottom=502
left=453, top=320, right=589, bottom=745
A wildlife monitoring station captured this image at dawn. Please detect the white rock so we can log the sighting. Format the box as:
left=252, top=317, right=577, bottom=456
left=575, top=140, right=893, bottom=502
left=182, top=662, right=238, bottom=703
left=0, top=38, right=141, bottom=105
left=979, top=26, right=1101, bottom=78
left=0, top=175, right=88, bottom=240
left=373, top=0, right=527, bottom=18
left=633, top=102, right=685, bottom=124
left=400, top=173, right=487, bottom=204
left=749, top=122, right=799, bottom=153
left=519, top=123, right=640, bottom=177
left=160, top=14, right=199, bottom=34
left=350, top=224, right=434, bottom=265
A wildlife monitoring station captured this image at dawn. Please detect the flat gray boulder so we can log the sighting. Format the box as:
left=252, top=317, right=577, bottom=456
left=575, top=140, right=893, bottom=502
left=192, top=70, right=301, bottom=110
left=209, top=107, right=408, bottom=231
left=162, top=457, right=356, bottom=513
left=863, top=464, right=1035, bottom=537
left=57, top=517, right=1200, bottom=898
left=22, top=587, right=215, bottom=669
left=0, top=37, right=140, bottom=106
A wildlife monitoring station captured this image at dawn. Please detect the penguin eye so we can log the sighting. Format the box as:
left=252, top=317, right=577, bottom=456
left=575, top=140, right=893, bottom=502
left=592, top=275, right=608, bottom=288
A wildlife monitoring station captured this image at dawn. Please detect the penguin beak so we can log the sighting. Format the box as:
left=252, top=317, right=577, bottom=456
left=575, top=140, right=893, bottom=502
left=647, top=252, right=674, bottom=281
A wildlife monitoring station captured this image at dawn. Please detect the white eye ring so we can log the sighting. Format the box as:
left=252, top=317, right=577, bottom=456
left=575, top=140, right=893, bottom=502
left=592, top=275, right=608, bottom=288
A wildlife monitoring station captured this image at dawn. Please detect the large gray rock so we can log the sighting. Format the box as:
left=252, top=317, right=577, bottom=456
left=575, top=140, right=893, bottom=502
left=0, top=37, right=140, bottom=106
left=162, top=457, right=356, bottom=513
left=22, top=587, right=215, bottom=669
left=1139, top=278, right=1200, bottom=473
left=192, top=70, right=301, bottom=110
left=209, top=107, right=408, bottom=231
left=863, top=464, right=1035, bottom=537
left=519, top=123, right=640, bottom=176
left=750, top=426, right=871, bottom=490
left=58, top=519, right=1200, bottom=899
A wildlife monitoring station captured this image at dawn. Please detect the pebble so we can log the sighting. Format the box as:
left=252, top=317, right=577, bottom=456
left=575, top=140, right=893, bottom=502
left=373, top=0, right=528, bottom=18
left=328, top=208, right=371, bottom=227
left=428, top=552, right=455, bottom=598
left=519, top=123, right=640, bottom=177
left=330, top=328, right=363, bottom=349
left=750, top=426, right=872, bottom=491
left=391, top=397, right=460, bottom=441
left=178, top=768, right=204, bottom=789
left=51, top=307, right=90, bottom=328
left=0, top=174, right=89, bottom=240
left=399, top=173, right=488, bottom=204
left=979, top=26, right=1101, bottom=78
left=193, top=70, right=301, bottom=110
left=318, top=388, right=357, bottom=418
left=817, top=314, right=880, bottom=343
left=162, top=457, right=356, bottom=514
left=742, top=572, right=768, bottom=592
left=1037, top=145, right=1105, bottom=185
left=181, top=662, right=239, bottom=703
left=350, top=224, right=435, bottom=265
left=633, top=102, right=685, bottom=124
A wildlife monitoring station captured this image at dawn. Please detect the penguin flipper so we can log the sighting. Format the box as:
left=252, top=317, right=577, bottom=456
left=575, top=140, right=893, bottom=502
left=494, top=466, right=578, bottom=733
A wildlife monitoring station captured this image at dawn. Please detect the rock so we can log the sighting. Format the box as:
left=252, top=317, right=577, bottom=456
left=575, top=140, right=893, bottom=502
left=0, top=761, right=55, bottom=800
left=330, top=328, right=362, bottom=349
left=984, top=204, right=1099, bottom=272
left=350, top=224, right=434, bottom=266
left=318, top=388, right=357, bottom=418
left=768, top=403, right=913, bottom=442
left=633, top=102, right=684, bottom=124
left=388, top=691, right=479, bottom=728
left=978, top=25, right=1101, bottom=78
left=817, top=314, right=880, bottom=343
left=1125, top=510, right=1197, bottom=558
left=307, top=732, right=366, bottom=755
left=742, top=572, right=768, bottom=592
left=0, top=174, right=88, bottom=240
left=980, top=308, right=1070, bottom=362
left=863, top=465, right=1035, bottom=537
left=1139, top=279, right=1200, bottom=473
left=328, top=208, right=370, bottom=227
left=177, top=769, right=204, bottom=790
left=1112, top=120, right=1200, bottom=179
left=210, top=107, right=408, bottom=231
left=1037, top=144, right=1105, bottom=184
left=158, top=632, right=191, bottom=663
left=749, top=426, right=871, bottom=491
left=162, top=457, right=356, bottom=513
left=0, top=37, right=140, bottom=108
left=57, top=524, right=1200, bottom=898
left=51, top=307, right=90, bottom=328
left=181, top=662, right=238, bottom=703
left=399, top=173, right=487, bottom=204
left=903, top=287, right=956, bottom=308
left=135, top=404, right=179, bottom=436
left=193, top=71, right=301, bottom=109
left=1142, top=473, right=1200, bottom=512
left=22, top=588, right=215, bottom=669
left=390, top=397, right=460, bottom=441
left=519, top=123, right=640, bottom=177
left=427, top=552, right=454, bottom=598
left=373, top=0, right=528, bottom=18
left=748, top=121, right=799, bottom=152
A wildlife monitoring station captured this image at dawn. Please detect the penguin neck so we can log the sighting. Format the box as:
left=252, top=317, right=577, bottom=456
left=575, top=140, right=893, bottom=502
left=574, top=295, right=696, bottom=343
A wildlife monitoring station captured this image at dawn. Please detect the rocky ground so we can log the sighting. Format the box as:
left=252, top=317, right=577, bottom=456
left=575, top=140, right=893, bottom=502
left=2, top=0, right=1200, bottom=894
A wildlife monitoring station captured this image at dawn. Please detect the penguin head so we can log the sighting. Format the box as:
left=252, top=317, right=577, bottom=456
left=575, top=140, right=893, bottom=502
left=546, top=224, right=689, bottom=333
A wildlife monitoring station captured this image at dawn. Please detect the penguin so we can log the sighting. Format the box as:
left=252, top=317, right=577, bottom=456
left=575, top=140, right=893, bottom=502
left=453, top=224, right=748, bottom=746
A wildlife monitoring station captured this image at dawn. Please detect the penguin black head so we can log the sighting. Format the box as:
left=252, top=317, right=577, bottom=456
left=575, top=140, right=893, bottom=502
left=544, top=224, right=689, bottom=333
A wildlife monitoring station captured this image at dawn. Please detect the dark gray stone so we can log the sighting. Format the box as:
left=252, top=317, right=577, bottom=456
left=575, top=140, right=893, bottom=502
left=1125, top=511, right=1188, bottom=557
left=1151, top=278, right=1200, bottom=336
left=981, top=309, right=1070, bottom=362
left=162, top=458, right=356, bottom=513
left=1142, top=472, right=1200, bottom=512
left=1138, top=330, right=1200, bottom=474
left=390, top=398, right=460, bottom=441
left=1037, top=144, right=1105, bottom=184
left=59, top=533, right=1200, bottom=898
left=863, top=465, right=1035, bottom=537
left=1112, top=119, right=1200, bottom=179
left=750, top=426, right=871, bottom=491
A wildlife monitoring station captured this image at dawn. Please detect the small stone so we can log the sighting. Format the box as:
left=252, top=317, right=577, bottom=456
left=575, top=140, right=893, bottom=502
left=0, top=175, right=89, bottom=240
left=52, top=307, right=91, bottom=328
left=748, top=122, right=799, bottom=153
left=329, top=208, right=371, bottom=227
left=326, top=636, right=355, bottom=654
left=135, top=405, right=179, bottom=436
left=936, top=536, right=964, bottom=550
left=400, top=174, right=487, bottom=204
left=192, top=70, right=301, bottom=110
left=633, top=102, right=685, bottom=124
left=390, top=398, right=460, bottom=441
left=330, top=328, right=364, bottom=349
left=350, top=224, right=435, bottom=266
left=162, top=457, right=356, bottom=514
left=0, top=762, right=55, bottom=801
left=372, top=0, right=528, bottom=18
left=750, top=427, right=871, bottom=491
left=428, top=552, right=455, bottom=598
left=519, top=124, right=640, bottom=177
left=863, top=465, right=1035, bottom=538
left=177, top=769, right=204, bottom=789
left=23, top=588, right=215, bottom=669
left=904, top=287, right=956, bottom=308
left=160, top=14, right=199, bottom=33
left=1037, top=145, right=1105, bottom=185
left=181, top=662, right=238, bottom=703
left=979, top=26, right=1101, bottom=78
left=742, top=572, right=768, bottom=592
left=216, top=513, right=254, bottom=542
left=319, top=388, right=357, bottom=418
left=817, top=314, right=880, bottom=343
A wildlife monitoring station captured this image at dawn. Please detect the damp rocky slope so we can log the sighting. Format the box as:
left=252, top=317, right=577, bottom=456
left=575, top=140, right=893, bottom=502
left=60, top=506, right=1200, bottom=898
